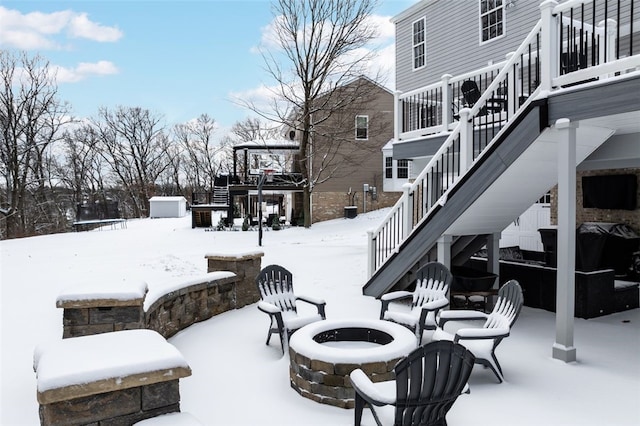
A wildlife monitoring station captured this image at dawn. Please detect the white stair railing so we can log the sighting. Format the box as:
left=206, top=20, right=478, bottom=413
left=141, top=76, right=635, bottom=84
left=368, top=0, right=640, bottom=280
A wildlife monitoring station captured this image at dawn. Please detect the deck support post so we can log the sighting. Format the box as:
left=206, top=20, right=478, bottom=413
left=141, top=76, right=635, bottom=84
left=437, top=235, right=452, bottom=271
left=553, top=118, right=577, bottom=363
left=487, top=233, right=501, bottom=286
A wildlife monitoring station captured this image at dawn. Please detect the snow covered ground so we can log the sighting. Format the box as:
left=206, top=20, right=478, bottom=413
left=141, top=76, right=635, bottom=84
left=1, top=209, right=639, bottom=425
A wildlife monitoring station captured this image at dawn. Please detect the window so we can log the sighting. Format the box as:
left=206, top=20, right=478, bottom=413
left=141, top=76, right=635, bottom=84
left=397, top=159, right=409, bottom=179
left=385, top=157, right=393, bottom=178
left=355, top=115, right=368, bottom=140
left=412, top=17, right=426, bottom=70
left=480, top=0, right=504, bottom=43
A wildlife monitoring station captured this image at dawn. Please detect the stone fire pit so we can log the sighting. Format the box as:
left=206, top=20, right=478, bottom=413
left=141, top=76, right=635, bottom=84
left=288, top=319, right=416, bottom=408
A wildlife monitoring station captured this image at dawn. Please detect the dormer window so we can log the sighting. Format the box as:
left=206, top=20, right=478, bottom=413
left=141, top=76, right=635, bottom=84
left=480, top=0, right=504, bottom=43
left=412, top=17, right=426, bottom=70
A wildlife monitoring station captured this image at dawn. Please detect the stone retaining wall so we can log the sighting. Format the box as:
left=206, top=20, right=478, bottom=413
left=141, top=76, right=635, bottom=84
left=47, top=252, right=264, bottom=424
left=40, top=379, right=182, bottom=425
left=146, top=272, right=238, bottom=339
left=57, top=252, right=263, bottom=339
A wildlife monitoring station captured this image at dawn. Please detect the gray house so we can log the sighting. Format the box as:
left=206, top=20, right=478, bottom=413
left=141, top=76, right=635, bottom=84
left=367, top=0, right=640, bottom=362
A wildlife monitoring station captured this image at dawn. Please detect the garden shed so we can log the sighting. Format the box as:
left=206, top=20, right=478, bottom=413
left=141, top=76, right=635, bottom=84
left=149, top=196, right=187, bottom=218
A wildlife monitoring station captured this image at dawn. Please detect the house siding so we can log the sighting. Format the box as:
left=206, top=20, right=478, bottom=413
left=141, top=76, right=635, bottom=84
left=395, top=0, right=542, bottom=92
left=310, top=78, right=398, bottom=222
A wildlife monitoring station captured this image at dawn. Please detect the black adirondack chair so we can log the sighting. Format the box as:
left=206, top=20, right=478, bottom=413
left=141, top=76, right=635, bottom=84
left=350, top=340, right=475, bottom=426
left=380, top=262, right=452, bottom=342
left=432, top=280, right=523, bottom=383
left=256, top=265, right=326, bottom=353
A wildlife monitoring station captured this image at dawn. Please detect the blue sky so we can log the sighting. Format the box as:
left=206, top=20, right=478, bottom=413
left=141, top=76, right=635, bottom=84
left=1, top=0, right=416, bottom=132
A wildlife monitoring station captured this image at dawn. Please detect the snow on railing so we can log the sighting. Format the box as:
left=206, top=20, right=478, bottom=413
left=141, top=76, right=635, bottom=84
left=368, top=0, right=640, bottom=279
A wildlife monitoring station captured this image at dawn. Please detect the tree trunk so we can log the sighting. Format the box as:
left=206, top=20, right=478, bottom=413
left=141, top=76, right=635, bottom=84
left=303, top=186, right=311, bottom=228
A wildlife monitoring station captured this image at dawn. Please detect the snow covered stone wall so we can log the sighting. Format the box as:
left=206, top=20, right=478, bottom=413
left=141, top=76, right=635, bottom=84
left=57, top=280, right=148, bottom=339
left=56, top=252, right=264, bottom=339
left=34, top=330, right=192, bottom=425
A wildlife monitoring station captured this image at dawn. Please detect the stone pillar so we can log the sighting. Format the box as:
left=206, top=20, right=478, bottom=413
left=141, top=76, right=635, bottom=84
left=205, top=251, right=264, bottom=308
left=35, top=329, right=191, bottom=425
left=56, top=281, right=147, bottom=338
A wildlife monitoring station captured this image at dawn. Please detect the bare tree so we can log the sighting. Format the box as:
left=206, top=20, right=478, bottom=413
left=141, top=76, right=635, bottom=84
left=91, top=106, right=169, bottom=217
left=246, top=0, right=380, bottom=227
left=58, top=124, right=109, bottom=207
left=0, top=51, right=71, bottom=238
left=173, top=113, right=221, bottom=192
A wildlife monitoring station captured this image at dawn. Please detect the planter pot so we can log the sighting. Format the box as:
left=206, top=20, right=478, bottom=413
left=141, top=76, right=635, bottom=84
left=344, top=206, right=358, bottom=219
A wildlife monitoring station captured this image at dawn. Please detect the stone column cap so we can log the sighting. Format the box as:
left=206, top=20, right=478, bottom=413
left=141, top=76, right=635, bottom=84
left=204, top=251, right=264, bottom=261
left=56, top=279, right=148, bottom=308
left=34, top=329, right=191, bottom=404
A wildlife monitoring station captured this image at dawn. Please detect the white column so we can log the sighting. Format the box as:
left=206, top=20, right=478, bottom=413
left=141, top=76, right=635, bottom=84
left=367, top=229, right=375, bottom=279
left=540, top=1, right=559, bottom=92
left=394, top=91, right=401, bottom=141
left=458, top=108, right=473, bottom=173
left=437, top=235, right=452, bottom=271
left=505, top=52, right=517, bottom=117
left=441, top=74, right=453, bottom=130
left=402, top=183, right=413, bottom=239
left=553, top=118, right=577, bottom=363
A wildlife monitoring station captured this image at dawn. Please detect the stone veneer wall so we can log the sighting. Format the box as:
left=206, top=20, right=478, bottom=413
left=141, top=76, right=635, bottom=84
left=47, top=252, right=263, bottom=425
left=59, top=252, right=263, bottom=340
left=145, top=273, right=238, bottom=339
left=312, top=191, right=401, bottom=223
left=288, top=346, right=398, bottom=409
left=550, top=168, right=640, bottom=231
left=40, top=379, right=182, bottom=425
left=59, top=297, right=146, bottom=339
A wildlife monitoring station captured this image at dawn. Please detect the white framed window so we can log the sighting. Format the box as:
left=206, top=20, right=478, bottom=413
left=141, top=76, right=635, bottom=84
left=397, top=159, right=409, bottom=179
left=385, top=157, right=393, bottom=179
left=479, top=0, right=504, bottom=43
left=355, top=115, right=369, bottom=140
left=412, top=17, right=426, bottom=70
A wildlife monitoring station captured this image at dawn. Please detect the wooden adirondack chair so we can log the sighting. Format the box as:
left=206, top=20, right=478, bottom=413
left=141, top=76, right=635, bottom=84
left=256, top=265, right=326, bottom=353
left=350, top=340, right=475, bottom=426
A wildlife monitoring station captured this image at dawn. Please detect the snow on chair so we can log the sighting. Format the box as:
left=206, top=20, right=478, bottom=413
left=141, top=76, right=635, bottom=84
left=431, top=279, right=523, bottom=383
left=380, top=262, right=452, bottom=343
left=256, top=264, right=326, bottom=354
left=349, top=340, right=475, bottom=426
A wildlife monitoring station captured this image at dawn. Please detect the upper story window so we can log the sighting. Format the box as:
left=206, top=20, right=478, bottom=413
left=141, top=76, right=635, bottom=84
left=397, top=159, right=409, bottom=179
left=480, top=0, right=504, bottom=43
left=355, top=115, right=369, bottom=140
left=412, top=17, right=426, bottom=70
left=385, top=157, right=393, bottom=178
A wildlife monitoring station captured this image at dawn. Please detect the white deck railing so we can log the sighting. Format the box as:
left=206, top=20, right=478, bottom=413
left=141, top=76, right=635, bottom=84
left=369, top=0, right=640, bottom=279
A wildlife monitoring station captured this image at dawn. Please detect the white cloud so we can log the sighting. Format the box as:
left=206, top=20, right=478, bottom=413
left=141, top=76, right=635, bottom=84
left=68, top=13, right=123, bottom=42
left=0, top=6, right=122, bottom=50
left=53, top=61, right=119, bottom=83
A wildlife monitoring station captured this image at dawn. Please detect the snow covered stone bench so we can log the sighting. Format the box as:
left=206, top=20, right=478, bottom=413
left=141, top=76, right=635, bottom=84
left=34, top=329, right=192, bottom=425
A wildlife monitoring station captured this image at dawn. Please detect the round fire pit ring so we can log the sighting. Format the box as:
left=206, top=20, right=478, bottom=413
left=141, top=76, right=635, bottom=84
left=288, top=319, right=417, bottom=408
